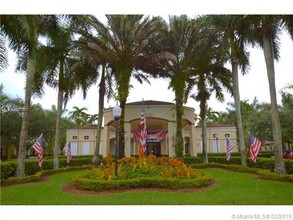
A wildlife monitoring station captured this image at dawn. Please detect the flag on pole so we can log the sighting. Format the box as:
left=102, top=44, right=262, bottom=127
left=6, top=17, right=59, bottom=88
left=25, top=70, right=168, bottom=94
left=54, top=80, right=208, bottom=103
left=226, top=136, right=234, bottom=161
left=140, top=99, right=147, bottom=153
left=63, top=142, right=72, bottom=164
left=250, top=133, right=262, bottom=163
left=32, top=134, right=43, bottom=168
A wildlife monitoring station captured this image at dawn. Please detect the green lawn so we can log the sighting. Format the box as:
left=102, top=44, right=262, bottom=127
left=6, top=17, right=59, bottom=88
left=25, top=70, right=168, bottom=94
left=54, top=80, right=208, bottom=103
left=1, top=168, right=292, bottom=205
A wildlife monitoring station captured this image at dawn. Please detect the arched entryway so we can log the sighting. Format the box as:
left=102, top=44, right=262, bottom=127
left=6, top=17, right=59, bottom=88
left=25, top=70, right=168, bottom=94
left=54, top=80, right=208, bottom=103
left=130, top=117, right=169, bottom=156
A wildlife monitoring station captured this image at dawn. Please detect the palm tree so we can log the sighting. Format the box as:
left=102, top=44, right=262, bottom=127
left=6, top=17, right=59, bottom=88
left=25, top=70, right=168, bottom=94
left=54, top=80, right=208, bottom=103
left=91, top=64, right=114, bottom=165
left=34, top=17, right=99, bottom=168
left=69, top=106, right=89, bottom=126
left=247, top=15, right=290, bottom=174
left=190, top=21, right=233, bottom=163
left=1, top=15, right=44, bottom=176
left=0, top=32, right=8, bottom=71
left=195, top=107, right=220, bottom=124
left=150, top=15, right=202, bottom=157
left=203, top=15, right=250, bottom=166
left=75, top=15, right=174, bottom=158
left=71, top=29, right=115, bottom=165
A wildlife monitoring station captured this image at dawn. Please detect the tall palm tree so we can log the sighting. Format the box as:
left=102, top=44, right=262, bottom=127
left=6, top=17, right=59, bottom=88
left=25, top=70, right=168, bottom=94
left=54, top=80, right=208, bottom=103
left=203, top=15, right=250, bottom=166
left=34, top=18, right=99, bottom=168
left=151, top=15, right=201, bottom=157
left=0, top=32, right=8, bottom=71
left=71, top=29, right=115, bottom=165
left=190, top=21, right=233, bottom=163
left=75, top=15, right=174, bottom=158
left=247, top=15, right=290, bottom=174
left=91, top=64, right=114, bottom=165
left=1, top=15, right=44, bottom=176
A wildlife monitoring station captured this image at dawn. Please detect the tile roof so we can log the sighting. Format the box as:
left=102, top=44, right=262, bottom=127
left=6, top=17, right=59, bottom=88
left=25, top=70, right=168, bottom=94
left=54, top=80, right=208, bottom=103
left=126, top=100, right=174, bottom=106
left=195, top=123, right=235, bottom=128
left=68, top=125, right=98, bottom=130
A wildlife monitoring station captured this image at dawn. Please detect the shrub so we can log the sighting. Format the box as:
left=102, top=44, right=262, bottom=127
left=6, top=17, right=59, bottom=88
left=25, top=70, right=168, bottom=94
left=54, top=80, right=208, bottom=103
left=0, top=155, right=104, bottom=180
left=184, top=156, right=293, bottom=174
left=0, top=165, right=93, bottom=186
left=0, top=161, right=17, bottom=179
left=71, top=155, right=214, bottom=192
left=72, top=170, right=213, bottom=192
left=191, top=163, right=293, bottom=183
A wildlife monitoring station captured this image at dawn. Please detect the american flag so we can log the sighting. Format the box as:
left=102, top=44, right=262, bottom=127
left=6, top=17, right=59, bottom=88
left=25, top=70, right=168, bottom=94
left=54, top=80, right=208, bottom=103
left=140, top=100, right=147, bottom=152
left=63, top=142, right=72, bottom=164
left=32, top=134, right=43, bottom=168
left=226, top=137, right=234, bottom=161
left=250, top=133, right=262, bottom=163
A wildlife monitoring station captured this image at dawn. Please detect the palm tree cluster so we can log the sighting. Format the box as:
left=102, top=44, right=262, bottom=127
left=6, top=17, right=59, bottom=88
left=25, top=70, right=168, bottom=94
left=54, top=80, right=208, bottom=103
left=1, top=15, right=292, bottom=175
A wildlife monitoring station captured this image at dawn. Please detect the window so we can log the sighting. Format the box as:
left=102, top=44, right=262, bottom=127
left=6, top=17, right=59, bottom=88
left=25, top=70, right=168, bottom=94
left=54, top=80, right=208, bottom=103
left=72, top=135, right=78, bottom=140
left=84, top=135, right=89, bottom=140
left=184, top=137, right=190, bottom=155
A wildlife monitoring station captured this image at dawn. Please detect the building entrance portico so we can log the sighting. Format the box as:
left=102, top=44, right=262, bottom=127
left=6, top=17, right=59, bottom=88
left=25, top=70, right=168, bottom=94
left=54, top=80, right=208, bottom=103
left=66, top=100, right=238, bottom=158
left=66, top=100, right=199, bottom=157
left=133, top=128, right=166, bottom=156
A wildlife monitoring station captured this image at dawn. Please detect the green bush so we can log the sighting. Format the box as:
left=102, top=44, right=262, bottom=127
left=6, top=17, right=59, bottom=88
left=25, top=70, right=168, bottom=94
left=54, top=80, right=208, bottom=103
left=196, top=152, right=274, bottom=158
left=0, top=156, right=104, bottom=180
left=72, top=170, right=213, bottom=192
left=285, top=160, right=293, bottom=174
left=184, top=156, right=293, bottom=174
left=126, top=167, right=162, bottom=179
left=0, top=161, right=17, bottom=179
left=0, top=165, right=93, bottom=186
left=191, top=163, right=293, bottom=183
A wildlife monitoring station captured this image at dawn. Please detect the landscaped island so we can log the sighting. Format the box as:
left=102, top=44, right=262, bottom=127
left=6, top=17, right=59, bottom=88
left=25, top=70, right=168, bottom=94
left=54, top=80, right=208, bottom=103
left=72, top=155, right=214, bottom=192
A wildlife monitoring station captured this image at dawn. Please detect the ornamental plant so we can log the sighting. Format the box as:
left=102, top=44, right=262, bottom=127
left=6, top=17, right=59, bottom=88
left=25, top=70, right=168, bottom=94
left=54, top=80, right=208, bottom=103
left=84, top=154, right=202, bottom=181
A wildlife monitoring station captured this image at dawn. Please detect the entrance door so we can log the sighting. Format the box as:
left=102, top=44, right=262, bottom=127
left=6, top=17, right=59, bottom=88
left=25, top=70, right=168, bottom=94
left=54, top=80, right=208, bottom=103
left=147, top=142, right=161, bottom=157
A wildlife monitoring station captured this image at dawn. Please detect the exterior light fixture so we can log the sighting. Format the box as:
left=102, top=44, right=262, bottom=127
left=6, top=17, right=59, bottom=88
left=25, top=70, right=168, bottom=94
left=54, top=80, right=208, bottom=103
left=112, top=103, right=122, bottom=176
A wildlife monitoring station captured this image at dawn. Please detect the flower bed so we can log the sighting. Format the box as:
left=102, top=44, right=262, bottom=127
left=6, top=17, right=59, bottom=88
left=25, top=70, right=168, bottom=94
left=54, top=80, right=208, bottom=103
left=72, top=155, right=214, bottom=192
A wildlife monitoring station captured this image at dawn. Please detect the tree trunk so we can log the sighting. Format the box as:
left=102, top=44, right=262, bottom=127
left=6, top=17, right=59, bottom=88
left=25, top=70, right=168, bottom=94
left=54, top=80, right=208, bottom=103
left=118, top=99, right=126, bottom=159
left=53, top=61, right=64, bottom=169
left=201, top=116, right=208, bottom=163
left=263, top=33, right=286, bottom=174
left=231, top=58, right=247, bottom=166
left=92, top=65, right=106, bottom=166
left=175, top=92, right=184, bottom=158
left=117, top=68, right=131, bottom=159
left=16, top=58, right=35, bottom=177
left=200, top=100, right=208, bottom=163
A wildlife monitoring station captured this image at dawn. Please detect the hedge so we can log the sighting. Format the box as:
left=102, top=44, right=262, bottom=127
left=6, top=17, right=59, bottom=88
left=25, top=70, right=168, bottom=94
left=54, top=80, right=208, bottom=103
left=0, top=156, right=104, bottom=180
left=1, top=155, right=292, bottom=180
left=191, top=163, right=293, bottom=183
left=72, top=171, right=214, bottom=192
left=196, top=152, right=274, bottom=158
left=183, top=156, right=293, bottom=174
left=0, top=165, right=93, bottom=186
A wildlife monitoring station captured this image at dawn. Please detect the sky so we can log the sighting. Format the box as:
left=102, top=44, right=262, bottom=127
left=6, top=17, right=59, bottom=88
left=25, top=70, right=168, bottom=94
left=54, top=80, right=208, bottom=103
left=1, top=16, right=293, bottom=116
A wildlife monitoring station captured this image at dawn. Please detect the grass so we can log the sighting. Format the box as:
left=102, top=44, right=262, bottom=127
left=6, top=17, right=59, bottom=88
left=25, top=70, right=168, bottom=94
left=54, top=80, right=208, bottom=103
left=1, top=168, right=293, bottom=205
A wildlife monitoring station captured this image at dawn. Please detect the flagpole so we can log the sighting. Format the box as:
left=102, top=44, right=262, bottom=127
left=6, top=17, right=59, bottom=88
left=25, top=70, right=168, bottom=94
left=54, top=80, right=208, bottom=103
left=142, top=98, right=146, bottom=157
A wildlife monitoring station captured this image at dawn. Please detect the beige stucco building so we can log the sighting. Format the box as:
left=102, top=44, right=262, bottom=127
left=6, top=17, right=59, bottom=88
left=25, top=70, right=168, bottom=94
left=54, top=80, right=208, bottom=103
left=66, top=100, right=237, bottom=157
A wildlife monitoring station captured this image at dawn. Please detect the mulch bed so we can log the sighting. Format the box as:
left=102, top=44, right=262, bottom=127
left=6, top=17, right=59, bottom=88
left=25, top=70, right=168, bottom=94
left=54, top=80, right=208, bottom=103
left=62, top=179, right=219, bottom=195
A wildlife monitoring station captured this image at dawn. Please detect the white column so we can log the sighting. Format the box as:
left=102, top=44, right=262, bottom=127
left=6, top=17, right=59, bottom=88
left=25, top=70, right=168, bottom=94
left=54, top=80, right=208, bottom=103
left=168, top=121, right=176, bottom=157
left=101, top=125, right=109, bottom=157
left=124, top=122, right=131, bottom=157
left=190, top=124, right=197, bottom=156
